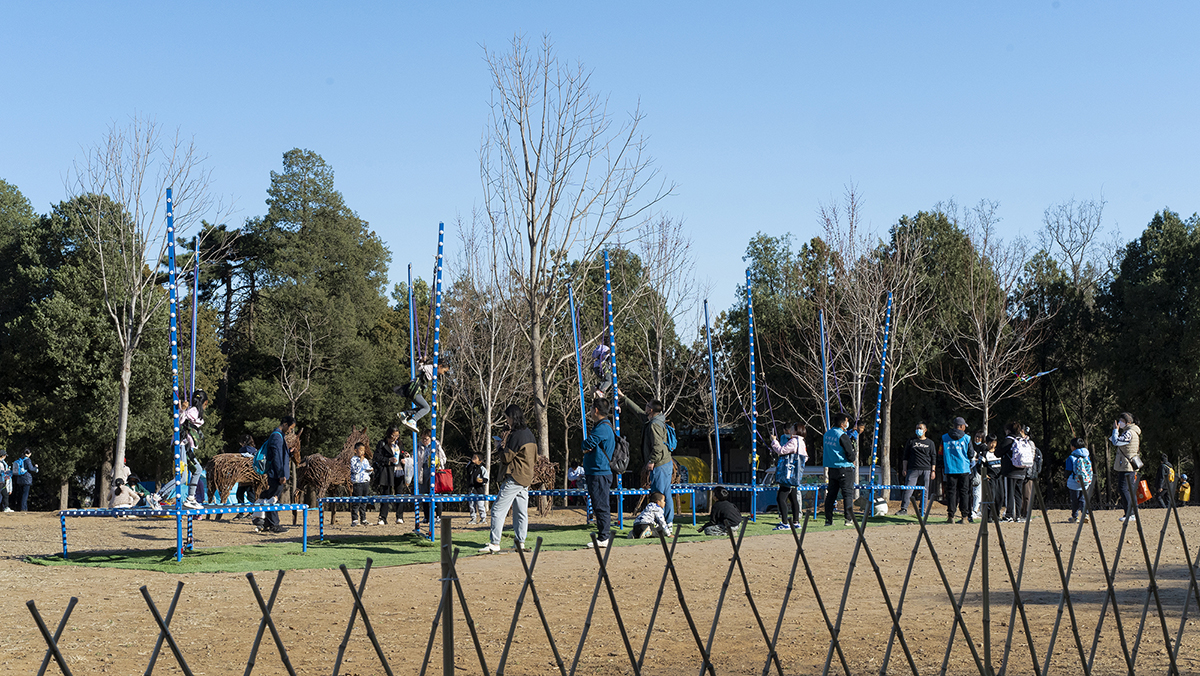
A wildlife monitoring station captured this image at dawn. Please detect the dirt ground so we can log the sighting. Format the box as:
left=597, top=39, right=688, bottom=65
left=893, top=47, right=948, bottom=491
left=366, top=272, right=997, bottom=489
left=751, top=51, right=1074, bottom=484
left=2, top=503, right=1198, bottom=675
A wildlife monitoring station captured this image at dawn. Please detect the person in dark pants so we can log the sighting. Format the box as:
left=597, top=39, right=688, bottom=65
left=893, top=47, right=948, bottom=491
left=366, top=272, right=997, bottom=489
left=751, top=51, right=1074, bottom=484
left=349, top=441, right=373, bottom=526
left=260, top=416, right=293, bottom=534
left=1110, top=412, right=1142, bottom=522
left=374, top=426, right=406, bottom=525
left=581, top=398, right=616, bottom=547
left=0, top=449, right=11, bottom=512
left=898, top=423, right=936, bottom=516
left=942, top=417, right=973, bottom=524
left=823, top=413, right=857, bottom=527
left=12, top=448, right=37, bottom=512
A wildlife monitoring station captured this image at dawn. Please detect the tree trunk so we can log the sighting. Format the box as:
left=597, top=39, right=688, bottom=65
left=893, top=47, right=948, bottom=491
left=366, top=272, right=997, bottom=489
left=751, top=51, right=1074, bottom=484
left=59, top=478, right=69, bottom=511
left=99, top=458, right=113, bottom=510
left=530, top=317, right=550, bottom=459
left=109, top=350, right=134, bottom=507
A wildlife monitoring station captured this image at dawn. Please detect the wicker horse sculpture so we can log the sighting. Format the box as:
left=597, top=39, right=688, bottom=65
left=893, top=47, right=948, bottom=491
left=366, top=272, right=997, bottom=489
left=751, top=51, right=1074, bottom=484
left=297, top=426, right=369, bottom=525
left=207, top=428, right=303, bottom=509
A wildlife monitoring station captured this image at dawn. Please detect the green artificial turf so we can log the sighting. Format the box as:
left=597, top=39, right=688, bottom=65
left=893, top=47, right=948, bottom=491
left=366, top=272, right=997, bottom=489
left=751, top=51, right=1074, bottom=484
left=27, top=512, right=927, bottom=574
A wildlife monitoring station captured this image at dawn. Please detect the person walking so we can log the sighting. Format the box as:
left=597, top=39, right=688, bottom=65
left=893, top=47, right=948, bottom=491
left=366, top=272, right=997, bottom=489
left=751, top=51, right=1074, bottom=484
left=941, top=417, right=973, bottom=523
left=1066, top=438, right=1094, bottom=523
left=769, top=422, right=807, bottom=530
left=11, top=448, right=37, bottom=512
left=480, top=404, right=536, bottom=553
left=259, top=416, right=292, bottom=534
left=349, top=441, right=373, bottom=526
left=823, top=413, right=856, bottom=527
left=0, top=449, right=11, bottom=512
left=898, top=423, right=936, bottom=517
left=1111, top=412, right=1142, bottom=522
left=581, top=397, right=617, bottom=547
left=373, top=426, right=406, bottom=526
left=621, top=393, right=675, bottom=528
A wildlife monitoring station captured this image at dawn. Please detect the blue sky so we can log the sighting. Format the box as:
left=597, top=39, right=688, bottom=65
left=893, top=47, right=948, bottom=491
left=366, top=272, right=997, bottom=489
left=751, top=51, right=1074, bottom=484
left=3, top=2, right=1197, bottom=310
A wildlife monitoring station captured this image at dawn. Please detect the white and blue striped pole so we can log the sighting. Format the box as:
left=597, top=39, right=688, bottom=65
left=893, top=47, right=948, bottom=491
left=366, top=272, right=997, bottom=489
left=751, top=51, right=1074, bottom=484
left=868, top=292, right=894, bottom=515
left=166, top=188, right=185, bottom=561
left=604, top=251, right=626, bottom=527
left=428, top=223, right=445, bottom=540
left=408, top=264, right=418, bottom=473
left=746, top=270, right=759, bottom=519
left=189, top=237, right=199, bottom=396
left=704, top=300, right=723, bottom=484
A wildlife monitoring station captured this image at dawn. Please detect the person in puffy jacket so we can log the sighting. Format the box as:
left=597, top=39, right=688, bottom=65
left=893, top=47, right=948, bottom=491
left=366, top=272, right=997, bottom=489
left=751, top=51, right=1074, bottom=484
left=941, top=417, right=973, bottom=524
left=769, top=422, right=807, bottom=530
left=1066, top=439, right=1093, bottom=523
left=1111, top=412, right=1142, bottom=522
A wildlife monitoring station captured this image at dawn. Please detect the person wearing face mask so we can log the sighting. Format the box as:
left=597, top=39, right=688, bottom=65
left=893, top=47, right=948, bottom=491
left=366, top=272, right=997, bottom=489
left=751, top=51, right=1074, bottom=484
left=1111, top=412, right=1142, bottom=522
left=898, top=422, right=936, bottom=516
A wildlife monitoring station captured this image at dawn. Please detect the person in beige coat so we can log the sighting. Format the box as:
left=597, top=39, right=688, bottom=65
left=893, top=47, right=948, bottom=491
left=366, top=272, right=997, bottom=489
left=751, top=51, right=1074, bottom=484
left=1111, top=412, right=1142, bottom=522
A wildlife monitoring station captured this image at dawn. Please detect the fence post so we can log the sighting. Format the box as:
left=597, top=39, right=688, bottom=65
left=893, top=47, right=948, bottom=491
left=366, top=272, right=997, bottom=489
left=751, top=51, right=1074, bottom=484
left=441, top=516, right=454, bottom=676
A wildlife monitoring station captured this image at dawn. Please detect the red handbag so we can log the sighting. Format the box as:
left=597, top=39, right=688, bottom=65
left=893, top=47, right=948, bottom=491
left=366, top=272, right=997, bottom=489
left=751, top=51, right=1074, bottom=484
left=435, top=468, right=454, bottom=494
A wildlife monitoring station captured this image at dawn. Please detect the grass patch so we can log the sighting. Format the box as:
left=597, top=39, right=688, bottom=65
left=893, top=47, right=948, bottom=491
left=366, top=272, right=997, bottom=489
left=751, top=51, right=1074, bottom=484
left=28, top=512, right=924, bottom=574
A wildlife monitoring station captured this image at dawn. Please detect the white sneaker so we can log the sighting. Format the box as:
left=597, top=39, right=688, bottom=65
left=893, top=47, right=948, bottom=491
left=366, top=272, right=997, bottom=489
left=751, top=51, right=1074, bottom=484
left=183, top=498, right=203, bottom=510
left=396, top=518, right=404, bottom=524
left=351, top=520, right=359, bottom=527
left=586, top=538, right=610, bottom=548
left=401, top=416, right=418, bottom=432
left=514, top=541, right=530, bottom=551
left=479, top=543, right=501, bottom=553
left=377, top=519, right=386, bottom=526
left=467, top=517, right=478, bottom=525
left=3, top=508, right=13, bottom=513
left=1119, top=514, right=1137, bottom=523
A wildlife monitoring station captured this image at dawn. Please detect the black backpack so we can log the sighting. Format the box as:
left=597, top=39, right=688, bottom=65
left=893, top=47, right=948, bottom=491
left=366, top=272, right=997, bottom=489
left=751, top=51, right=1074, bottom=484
left=610, top=434, right=631, bottom=476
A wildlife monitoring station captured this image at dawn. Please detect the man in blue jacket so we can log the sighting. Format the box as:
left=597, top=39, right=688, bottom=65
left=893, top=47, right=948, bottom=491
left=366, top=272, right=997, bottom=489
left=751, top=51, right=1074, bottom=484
left=582, top=398, right=616, bottom=547
left=823, top=413, right=857, bottom=527
left=941, top=417, right=973, bottom=524
left=260, top=415, right=294, bottom=534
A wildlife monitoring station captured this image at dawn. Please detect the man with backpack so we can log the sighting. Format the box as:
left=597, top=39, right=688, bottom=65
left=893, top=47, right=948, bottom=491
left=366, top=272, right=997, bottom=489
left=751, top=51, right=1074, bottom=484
left=621, top=393, right=676, bottom=528
left=999, top=422, right=1037, bottom=522
left=259, top=416, right=293, bottom=534
left=1066, top=438, right=1094, bottom=523
left=581, top=397, right=617, bottom=547
left=11, top=448, right=37, bottom=512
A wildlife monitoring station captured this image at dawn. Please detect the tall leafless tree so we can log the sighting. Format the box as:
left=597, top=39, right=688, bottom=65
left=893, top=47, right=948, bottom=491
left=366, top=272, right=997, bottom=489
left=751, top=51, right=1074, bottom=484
left=68, top=117, right=229, bottom=502
left=481, top=35, right=670, bottom=459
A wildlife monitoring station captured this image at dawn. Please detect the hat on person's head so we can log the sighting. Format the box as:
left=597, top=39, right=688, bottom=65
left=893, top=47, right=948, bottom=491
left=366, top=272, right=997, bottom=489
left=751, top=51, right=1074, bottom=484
left=0, top=448, right=6, bottom=457
left=952, top=417, right=968, bottom=428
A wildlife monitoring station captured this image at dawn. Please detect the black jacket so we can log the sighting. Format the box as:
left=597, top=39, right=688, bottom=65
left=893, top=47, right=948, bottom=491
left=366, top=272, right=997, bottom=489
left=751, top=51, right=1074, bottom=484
left=266, top=429, right=290, bottom=480
left=703, top=499, right=742, bottom=531
left=374, top=439, right=401, bottom=488
left=903, top=438, right=936, bottom=470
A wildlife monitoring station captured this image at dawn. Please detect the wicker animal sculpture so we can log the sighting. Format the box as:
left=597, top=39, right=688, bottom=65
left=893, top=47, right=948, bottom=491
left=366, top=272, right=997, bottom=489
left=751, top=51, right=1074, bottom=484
left=297, top=426, right=370, bottom=525
left=207, top=428, right=303, bottom=509
left=630, top=459, right=681, bottom=515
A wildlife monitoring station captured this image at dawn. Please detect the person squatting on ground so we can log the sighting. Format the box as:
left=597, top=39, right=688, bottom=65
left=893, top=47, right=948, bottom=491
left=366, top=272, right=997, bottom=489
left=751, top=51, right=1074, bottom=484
left=1066, top=438, right=1094, bottom=523
left=259, top=416, right=293, bottom=534
left=181, top=390, right=208, bottom=509
left=942, top=417, right=973, bottom=524
left=393, top=360, right=434, bottom=433
left=467, top=452, right=489, bottom=525
left=0, top=449, right=11, bottom=512
left=1111, top=412, right=1142, bottom=522
left=374, top=426, right=407, bottom=525
left=111, top=477, right=140, bottom=509
left=581, top=397, right=616, bottom=548
left=480, top=404, right=535, bottom=553
left=700, top=486, right=742, bottom=536
left=898, top=422, right=935, bottom=517
left=622, top=393, right=675, bottom=527
left=769, top=422, right=807, bottom=530
left=823, top=413, right=857, bottom=527
left=999, top=422, right=1037, bottom=522
left=349, top=441, right=373, bottom=526
left=631, top=491, right=671, bottom=539
left=11, top=447, right=37, bottom=512
left=414, top=430, right=447, bottom=530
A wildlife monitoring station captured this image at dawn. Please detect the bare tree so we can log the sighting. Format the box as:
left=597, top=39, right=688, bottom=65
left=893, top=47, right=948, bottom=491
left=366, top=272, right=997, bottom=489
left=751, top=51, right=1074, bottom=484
left=481, top=35, right=670, bottom=459
left=68, top=117, right=228, bottom=502
left=933, top=200, right=1051, bottom=432
left=1041, top=197, right=1108, bottom=292
left=272, top=310, right=332, bottom=419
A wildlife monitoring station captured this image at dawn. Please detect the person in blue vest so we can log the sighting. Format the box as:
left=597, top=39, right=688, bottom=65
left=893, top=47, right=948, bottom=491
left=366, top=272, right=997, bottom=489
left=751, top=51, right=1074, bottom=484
left=581, top=397, right=616, bottom=548
left=823, top=413, right=857, bottom=527
left=259, top=416, right=293, bottom=534
left=941, top=417, right=974, bottom=523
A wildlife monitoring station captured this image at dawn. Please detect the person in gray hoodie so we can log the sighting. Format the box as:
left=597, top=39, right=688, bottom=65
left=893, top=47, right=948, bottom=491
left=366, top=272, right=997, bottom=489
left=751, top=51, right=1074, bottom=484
left=1066, top=438, right=1093, bottom=523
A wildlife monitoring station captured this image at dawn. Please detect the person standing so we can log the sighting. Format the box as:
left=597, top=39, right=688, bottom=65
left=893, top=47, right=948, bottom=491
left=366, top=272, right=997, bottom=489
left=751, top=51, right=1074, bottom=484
left=898, top=423, right=936, bottom=517
left=414, top=430, right=447, bottom=531
left=467, top=453, right=489, bottom=525
left=941, top=417, right=973, bottom=523
left=349, top=442, right=373, bottom=526
left=373, top=426, right=405, bottom=526
left=1066, top=438, right=1094, bottom=523
left=823, top=413, right=857, bottom=527
left=1111, top=412, right=1142, bottom=522
left=581, top=397, right=616, bottom=547
left=11, top=448, right=37, bottom=512
left=259, top=417, right=292, bottom=534
left=998, top=422, right=1036, bottom=522
left=480, top=404, right=536, bottom=553
left=769, top=422, right=807, bottom=530
left=0, top=449, right=11, bottom=513
left=621, top=394, right=675, bottom=528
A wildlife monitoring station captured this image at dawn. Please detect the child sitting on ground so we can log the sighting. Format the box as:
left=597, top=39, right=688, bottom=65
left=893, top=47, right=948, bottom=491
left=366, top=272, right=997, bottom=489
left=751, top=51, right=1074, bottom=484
left=630, top=492, right=671, bottom=539
left=698, top=486, right=743, bottom=536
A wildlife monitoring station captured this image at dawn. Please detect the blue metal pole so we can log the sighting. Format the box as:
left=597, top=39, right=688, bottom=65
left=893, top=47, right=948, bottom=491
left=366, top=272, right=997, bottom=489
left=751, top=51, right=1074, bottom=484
left=166, top=188, right=184, bottom=562
left=820, top=309, right=831, bottom=432
left=429, top=223, right=445, bottom=540
left=746, top=270, right=758, bottom=520
left=703, top=300, right=723, bottom=484
left=868, top=292, right=894, bottom=515
left=604, top=251, right=624, bottom=528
